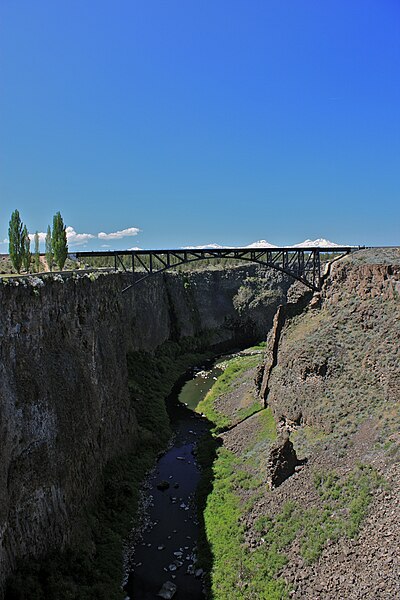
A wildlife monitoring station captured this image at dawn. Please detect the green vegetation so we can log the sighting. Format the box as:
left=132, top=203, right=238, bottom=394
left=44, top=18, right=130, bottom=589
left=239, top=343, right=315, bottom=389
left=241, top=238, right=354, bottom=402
left=3, top=209, right=69, bottom=275
left=256, top=406, right=278, bottom=442
left=195, top=346, right=385, bottom=599
left=313, top=464, right=384, bottom=539
left=196, top=353, right=262, bottom=431
left=52, top=212, right=68, bottom=270
left=34, top=231, right=40, bottom=272
left=233, top=279, right=282, bottom=315
left=8, top=209, right=24, bottom=273
left=199, top=442, right=382, bottom=599
left=254, top=464, right=384, bottom=567
left=198, top=446, right=288, bottom=599
left=45, top=225, right=53, bottom=271
left=195, top=350, right=284, bottom=598
left=22, top=225, right=31, bottom=272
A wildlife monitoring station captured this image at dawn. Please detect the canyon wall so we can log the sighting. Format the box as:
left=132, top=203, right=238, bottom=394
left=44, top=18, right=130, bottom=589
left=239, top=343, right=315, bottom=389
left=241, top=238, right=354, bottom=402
left=260, top=248, right=400, bottom=436
left=203, top=248, right=400, bottom=600
left=0, top=264, right=290, bottom=589
left=253, top=250, right=400, bottom=600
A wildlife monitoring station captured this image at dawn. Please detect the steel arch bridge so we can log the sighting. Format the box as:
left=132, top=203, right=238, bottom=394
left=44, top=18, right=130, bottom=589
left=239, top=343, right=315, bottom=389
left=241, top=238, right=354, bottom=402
left=74, top=246, right=354, bottom=293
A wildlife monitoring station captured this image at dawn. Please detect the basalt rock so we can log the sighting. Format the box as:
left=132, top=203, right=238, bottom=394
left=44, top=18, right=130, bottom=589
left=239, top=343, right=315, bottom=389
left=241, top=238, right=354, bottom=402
left=157, top=581, right=177, bottom=599
left=258, top=248, right=400, bottom=435
left=267, top=432, right=299, bottom=488
left=156, top=480, right=170, bottom=491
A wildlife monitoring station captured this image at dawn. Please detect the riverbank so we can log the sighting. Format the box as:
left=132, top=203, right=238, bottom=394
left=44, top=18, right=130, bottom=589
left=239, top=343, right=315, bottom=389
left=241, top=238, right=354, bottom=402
left=122, top=349, right=262, bottom=599
left=195, top=249, right=400, bottom=599
left=195, top=353, right=391, bottom=599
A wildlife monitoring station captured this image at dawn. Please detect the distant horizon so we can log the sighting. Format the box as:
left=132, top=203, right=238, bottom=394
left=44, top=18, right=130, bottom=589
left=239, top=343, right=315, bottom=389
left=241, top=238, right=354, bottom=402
left=0, top=236, right=377, bottom=256
left=0, top=211, right=392, bottom=251
left=0, top=229, right=385, bottom=253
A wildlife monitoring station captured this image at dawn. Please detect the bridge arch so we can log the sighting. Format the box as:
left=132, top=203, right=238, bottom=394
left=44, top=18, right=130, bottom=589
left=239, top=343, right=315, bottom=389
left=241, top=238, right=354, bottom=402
left=75, top=246, right=352, bottom=293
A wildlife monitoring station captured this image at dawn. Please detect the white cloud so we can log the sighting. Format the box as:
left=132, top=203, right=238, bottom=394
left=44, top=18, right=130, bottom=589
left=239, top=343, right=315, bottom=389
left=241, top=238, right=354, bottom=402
left=2, top=225, right=142, bottom=249
left=66, top=226, right=95, bottom=246
left=27, top=227, right=94, bottom=246
left=98, top=227, right=140, bottom=240
left=28, top=231, right=47, bottom=243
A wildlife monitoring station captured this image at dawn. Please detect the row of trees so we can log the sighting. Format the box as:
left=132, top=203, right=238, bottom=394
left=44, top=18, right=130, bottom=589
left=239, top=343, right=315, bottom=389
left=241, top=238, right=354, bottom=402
left=8, top=210, right=68, bottom=274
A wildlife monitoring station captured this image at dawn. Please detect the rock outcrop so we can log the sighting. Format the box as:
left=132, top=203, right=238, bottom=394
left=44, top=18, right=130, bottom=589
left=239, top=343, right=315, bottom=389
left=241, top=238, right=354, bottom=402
left=266, top=432, right=298, bottom=488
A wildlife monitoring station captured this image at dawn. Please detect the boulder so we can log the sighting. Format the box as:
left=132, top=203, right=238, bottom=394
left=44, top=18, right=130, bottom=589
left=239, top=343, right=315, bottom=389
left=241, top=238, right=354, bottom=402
left=267, top=432, right=298, bottom=488
left=156, top=480, right=170, bottom=491
left=157, top=581, right=177, bottom=599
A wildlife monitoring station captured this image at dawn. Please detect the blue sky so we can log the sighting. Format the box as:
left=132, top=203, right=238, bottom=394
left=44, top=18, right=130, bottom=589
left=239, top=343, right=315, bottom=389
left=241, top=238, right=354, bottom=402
left=1, top=0, right=399, bottom=250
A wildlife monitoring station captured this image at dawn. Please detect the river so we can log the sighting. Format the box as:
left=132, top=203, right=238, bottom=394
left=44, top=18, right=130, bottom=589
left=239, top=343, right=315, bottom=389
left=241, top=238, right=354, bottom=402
left=123, top=360, right=223, bottom=600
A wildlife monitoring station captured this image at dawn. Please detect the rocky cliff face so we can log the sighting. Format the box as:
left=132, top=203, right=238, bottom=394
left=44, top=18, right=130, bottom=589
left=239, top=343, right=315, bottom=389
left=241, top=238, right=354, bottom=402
left=261, top=248, right=400, bottom=435
left=0, top=276, right=136, bottom=587
left=256, top=248, right=400, bottom=599
left=122, top=266, right=291, bottom=351
left=0, top=264, right=290, bottom=590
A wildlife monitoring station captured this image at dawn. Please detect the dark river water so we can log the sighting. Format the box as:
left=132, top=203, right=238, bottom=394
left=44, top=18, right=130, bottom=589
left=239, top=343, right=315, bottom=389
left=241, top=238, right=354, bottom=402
left=123, top=361, right=222, bottom=600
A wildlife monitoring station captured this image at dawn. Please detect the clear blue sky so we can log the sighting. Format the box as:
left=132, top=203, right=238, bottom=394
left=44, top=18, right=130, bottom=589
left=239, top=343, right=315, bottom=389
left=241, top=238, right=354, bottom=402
left=1, top=0, right=399, bottom=249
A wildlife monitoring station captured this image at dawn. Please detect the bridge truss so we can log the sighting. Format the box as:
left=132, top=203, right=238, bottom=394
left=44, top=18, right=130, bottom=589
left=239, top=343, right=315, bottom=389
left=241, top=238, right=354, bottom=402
left=74, top=246, right=353, bottom=293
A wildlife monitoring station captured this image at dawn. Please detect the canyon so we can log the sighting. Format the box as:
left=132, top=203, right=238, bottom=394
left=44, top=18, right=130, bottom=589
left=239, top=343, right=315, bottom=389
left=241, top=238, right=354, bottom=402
left=0, top=248, right=399, bottom=599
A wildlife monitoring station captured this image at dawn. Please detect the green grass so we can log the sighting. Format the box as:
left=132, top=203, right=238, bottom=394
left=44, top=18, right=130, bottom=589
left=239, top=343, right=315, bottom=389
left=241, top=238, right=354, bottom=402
left=195, top=359, right=289, bottom=598
left=257, top=407, right=278, bottom=442
left=196, top=354, right=261, bottom=431
left=201, top=448, right=289, bottom=600
left=196, top=355, right=383, bottom=599
left=253, top=463, right=384, bottom=567
left=234, top=401, right=263, bottom=424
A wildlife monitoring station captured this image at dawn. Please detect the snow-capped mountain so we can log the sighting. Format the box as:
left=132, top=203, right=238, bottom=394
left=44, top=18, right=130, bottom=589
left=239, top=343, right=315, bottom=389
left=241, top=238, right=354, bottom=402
left=182, top=243, right=230, bottom=250
left=181, top=238, right=344, bottom=250
left=290, top=238, right=341, bottom=248
left=244, top=240, right=278, bottom=249
left=183, top=240, right=279, bottom=249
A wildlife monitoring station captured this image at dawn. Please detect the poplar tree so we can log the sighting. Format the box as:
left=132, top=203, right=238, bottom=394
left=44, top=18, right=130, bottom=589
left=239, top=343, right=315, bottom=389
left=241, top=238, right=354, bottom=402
left=45, top=225, right=53, bottom=272
left=22, top=225, right=31, bottom=272
left=8, top=209, right=23, bottom=273
left=34, top=231, right=40, bottom=272
left=52, top=212, right=68, bottom=270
